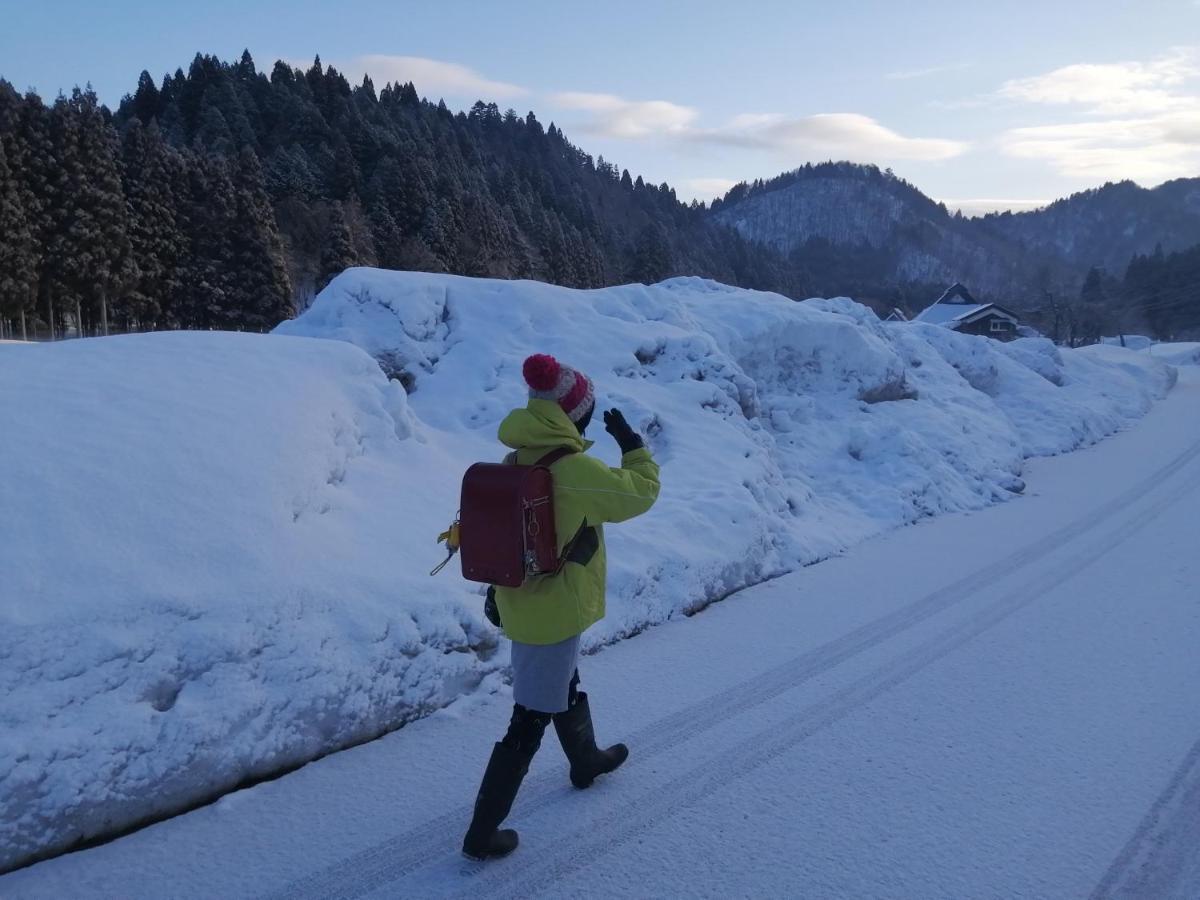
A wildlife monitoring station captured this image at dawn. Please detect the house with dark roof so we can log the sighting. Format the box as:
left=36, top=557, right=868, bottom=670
left=913, top=283, right=1020, bottom=341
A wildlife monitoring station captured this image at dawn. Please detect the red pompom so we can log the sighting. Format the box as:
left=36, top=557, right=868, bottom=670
left=523, top=354, right=561, bottom=391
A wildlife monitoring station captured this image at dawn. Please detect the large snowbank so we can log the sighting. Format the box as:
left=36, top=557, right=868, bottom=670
left=0, top=332, right=483, bottom=872
left=0, top=271, right=1175, bottom=872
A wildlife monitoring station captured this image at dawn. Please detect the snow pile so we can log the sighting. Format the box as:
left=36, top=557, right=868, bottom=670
left=0, top=272, right=1174, bottom=872
left=0, top=333, right=484, bottom=872
left=1102, top=334, right=1155, bottom=351
left=1150, top=341, right=1200, bottom=367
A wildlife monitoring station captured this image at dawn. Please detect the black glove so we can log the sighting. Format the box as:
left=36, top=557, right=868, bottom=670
left=603, top=408, right=644, bottom=454
left=484, top=586, right=502, bottom=628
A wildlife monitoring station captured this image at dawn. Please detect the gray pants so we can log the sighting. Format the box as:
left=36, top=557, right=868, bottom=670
left=510, top=634, right=581, bottom=714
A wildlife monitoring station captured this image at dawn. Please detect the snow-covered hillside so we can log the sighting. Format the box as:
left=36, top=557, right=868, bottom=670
left=0, top=271, right=1176, bottom=872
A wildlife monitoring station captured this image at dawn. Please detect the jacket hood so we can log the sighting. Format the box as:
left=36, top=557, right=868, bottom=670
left=498, top=399, right=592, bottom=452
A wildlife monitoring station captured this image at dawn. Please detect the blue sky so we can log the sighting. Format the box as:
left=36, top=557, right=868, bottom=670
left=4, top=0, right=1199, bottom=211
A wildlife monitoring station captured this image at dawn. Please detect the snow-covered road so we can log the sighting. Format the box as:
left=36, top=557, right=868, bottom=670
left=5, top=368, right=1199, bottom=899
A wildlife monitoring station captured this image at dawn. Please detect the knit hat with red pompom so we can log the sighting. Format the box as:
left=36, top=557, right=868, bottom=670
left=522, top=354, right=595, bottom=424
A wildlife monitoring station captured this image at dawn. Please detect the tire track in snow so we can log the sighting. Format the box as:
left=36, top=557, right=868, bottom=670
left=1091, top=734, right=1200, bottom=900
left=272, top=437, right=1200, bottom=900
left=464, top=448, right=1200, bottom=899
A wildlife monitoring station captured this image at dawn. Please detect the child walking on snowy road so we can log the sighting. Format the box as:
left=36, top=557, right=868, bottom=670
left=461, top=353, right=660, bottom=861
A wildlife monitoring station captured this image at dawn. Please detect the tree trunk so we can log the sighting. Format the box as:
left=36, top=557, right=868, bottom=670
left=101, top=292, right=110, bottom=336
left=20, top=307, right=27, bottom=341
left=76, top=299, right=83, bottom=339
left=46, top=292, right=55, bottom=341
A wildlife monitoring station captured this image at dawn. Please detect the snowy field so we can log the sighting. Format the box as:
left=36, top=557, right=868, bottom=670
left=0, top=271, right=1178, bottom=872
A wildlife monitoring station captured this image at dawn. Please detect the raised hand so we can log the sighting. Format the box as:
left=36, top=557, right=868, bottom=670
left=603, top=408, right=644, bottom=454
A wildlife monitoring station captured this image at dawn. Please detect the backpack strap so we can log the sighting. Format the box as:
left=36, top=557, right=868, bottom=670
left=501, top=448, right=574, bottom=467
left=535, top=447, right=577, bottom=575
left=534, top=447, right=575, bottom=468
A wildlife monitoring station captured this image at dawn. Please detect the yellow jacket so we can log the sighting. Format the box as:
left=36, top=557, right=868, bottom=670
left=493, top=399, right=660, bottom=644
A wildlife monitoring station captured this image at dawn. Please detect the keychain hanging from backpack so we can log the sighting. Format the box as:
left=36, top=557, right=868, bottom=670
left=430, top=446, right=574, bottom=585
left=430, top=518, right=461, bottom=576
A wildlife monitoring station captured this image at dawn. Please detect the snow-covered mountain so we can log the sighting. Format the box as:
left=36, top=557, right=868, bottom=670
left=977, top=177, right=1200, bottom=273
left=710, top=163, right=1059, bottom=304
left=0, top=270, right=1175, bottom=872
left=711, top=164, right=1200, bottom=307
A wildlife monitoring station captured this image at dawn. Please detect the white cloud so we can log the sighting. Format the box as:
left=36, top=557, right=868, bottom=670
left=1001, top=112, right=1200, bottom=182
left=342, top=55, right=528, bottom=100
left=726, top=112, right=787, bottom=130
left=686, top=177, right=739, bottom=200
left=996, top=48, right=1200, bottom=183
left=999, top=48, right=1198, bottom=115
left=548, top=91, right=698, bottom=138
left=544, top=94, right=965, bottom=166
left=695, top=112, right=968, bottom=161
left=886, top=63, right=971, bottom=81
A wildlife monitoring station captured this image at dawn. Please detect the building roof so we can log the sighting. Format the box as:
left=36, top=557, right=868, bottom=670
left=913, top=302, right=991, bottom=326
left=913, top=283, right=1019, bottom=329
left=935, top=282, right=979, bottom=305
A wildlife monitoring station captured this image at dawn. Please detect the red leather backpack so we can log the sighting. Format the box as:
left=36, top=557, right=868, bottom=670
left=456, top=448, right=574, bottom=587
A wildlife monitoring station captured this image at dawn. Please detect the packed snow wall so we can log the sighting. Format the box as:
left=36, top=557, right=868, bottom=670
left=0, top=271, right=1176, bottom=871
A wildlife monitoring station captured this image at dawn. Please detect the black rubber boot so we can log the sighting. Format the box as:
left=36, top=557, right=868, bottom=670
left=461, top=742, right=530, bottom=860
left=553, top=691, right=629, bottom=789
left=462, top=705, right=549, bottom=861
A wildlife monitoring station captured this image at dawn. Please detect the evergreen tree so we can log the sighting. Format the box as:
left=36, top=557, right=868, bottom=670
left=629, top=223, right=671, bottom=284
left=68, top=87, right=137, bottom=333
left=177, top=153, right=235, bottom=327
left=0, top=141, right=36, bottom=335
left=367, top=200, right=403, bottom=270
left=228, top=147, right=293, bottom=327
left=194, top=94, right=235, bottom=154
left=318, top=202, right=358, bottom=290
left=1070, top=266, right=1111, bottom=345
left=14, top=90, right=59, bottom=337
left=393, top=153, right=435, bottom=236
left=129, top=71, right=161, bottom=124
left=45, top=88, right=137, bottom=335
left=419, top=197, right=455, bottom=270
left=121, top=120, right=186, bottom=327
left=0, top=84, right=42, bottom=337
left=237, top=49, right=258, bottom=80
left=264, top=144, right=321, bottom=201
left=328, top=134, right=360, bottom=200
left=536, top=209, right=571, bottom=284
left=1080, top=267, right=1106, bottom=304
